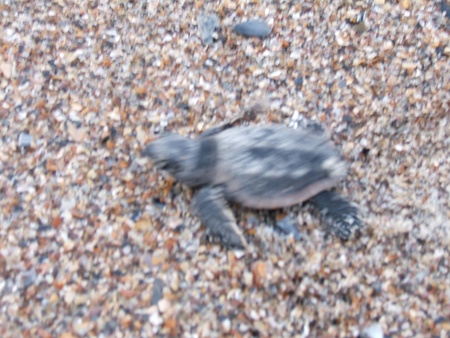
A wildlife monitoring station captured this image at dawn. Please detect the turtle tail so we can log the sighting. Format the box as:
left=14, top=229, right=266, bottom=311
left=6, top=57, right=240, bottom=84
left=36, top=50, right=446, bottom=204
left=308, top=190, right=364, bottom=240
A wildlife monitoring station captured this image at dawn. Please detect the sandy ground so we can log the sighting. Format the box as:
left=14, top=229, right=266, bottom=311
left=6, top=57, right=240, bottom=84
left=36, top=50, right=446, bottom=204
left=0, top=0, right=449, bottom=337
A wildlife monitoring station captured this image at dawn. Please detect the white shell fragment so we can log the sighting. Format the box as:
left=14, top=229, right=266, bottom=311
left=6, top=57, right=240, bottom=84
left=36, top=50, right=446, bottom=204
left=361, top=323, right=384, bottom=338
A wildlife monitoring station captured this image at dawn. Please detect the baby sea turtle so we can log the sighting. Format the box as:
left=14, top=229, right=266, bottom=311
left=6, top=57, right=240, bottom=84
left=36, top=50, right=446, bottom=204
left=142, top=119, right=363, bottom=249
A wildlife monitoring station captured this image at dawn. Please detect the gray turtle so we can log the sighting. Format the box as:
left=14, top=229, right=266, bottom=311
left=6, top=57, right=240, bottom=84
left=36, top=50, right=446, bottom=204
left=142, top=120, right=363, bottom=249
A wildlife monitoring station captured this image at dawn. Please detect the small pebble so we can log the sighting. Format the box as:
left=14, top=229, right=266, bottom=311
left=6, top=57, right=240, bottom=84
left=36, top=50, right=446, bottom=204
left=243, top=271, right=253, bottom=287
left=251, top=260, right=271, bottom=287
left=233, top=250, right=246, bottom=260
left=233, top=20, right=271, bottom=38
left=361, top=323, right=384, bottom=338
left=17, top=269, right=37, bottom=289
left=198, top=14, right=221, bottom=45
left=18, top=132, right=33, bottom=147
left=0, top=62, right=12, bottom=78
left=72, top=319, right=91, bottom=336
left=440, top=2, right=450, bottom=17
left=157, top=298, right=171, bottom=313
left=221, top=318, right=231, bottom=333
left=434, top=316, right=448, bottom=324
left=294, top=76, right=303, bottom=86
left=149, top=312, right=163, bottom=327
left=150, top=278, right=164, bottom=306
left=275, top=215, right=302, bottom=240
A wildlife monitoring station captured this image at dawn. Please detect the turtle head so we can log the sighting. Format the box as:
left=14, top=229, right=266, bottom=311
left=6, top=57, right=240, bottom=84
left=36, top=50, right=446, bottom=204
left=142, top=133, right=210, bottom=186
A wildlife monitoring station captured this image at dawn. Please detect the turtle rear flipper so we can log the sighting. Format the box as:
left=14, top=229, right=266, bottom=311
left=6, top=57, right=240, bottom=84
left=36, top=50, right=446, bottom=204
left=193, top=186, right=248, bottom=249
left=308, top=191, right=363, bottom=240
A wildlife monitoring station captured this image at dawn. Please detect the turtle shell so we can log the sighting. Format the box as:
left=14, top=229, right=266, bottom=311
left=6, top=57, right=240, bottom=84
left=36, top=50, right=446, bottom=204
left=205, top=125, right=347, bottom=209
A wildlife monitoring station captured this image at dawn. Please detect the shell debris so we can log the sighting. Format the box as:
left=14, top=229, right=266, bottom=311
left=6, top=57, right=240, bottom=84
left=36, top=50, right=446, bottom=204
left=0, top=0, right=448, bottom=337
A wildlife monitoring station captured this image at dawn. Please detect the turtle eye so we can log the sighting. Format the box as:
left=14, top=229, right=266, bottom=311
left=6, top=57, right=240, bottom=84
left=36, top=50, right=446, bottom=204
left=158, top=160, right=181, bottom=173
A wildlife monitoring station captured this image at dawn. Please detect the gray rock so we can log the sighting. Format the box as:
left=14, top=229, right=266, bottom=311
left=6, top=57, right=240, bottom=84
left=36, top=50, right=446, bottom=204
left=198, top=14, right=221, bottom=45
left=233, top=20, right=271, bottom=38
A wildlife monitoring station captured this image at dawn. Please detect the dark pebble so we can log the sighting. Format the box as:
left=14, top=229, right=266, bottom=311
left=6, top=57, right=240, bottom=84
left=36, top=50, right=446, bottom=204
left=233, top=20, right=271, bottom=38
left=275, top=216, right=302, bottom=240
left=434, top=316, right=448, bottom=324
left=111, top=269, right=124, bottom=277
left=152, top=197, right=166, bottom=208
left=294, top=76, right=303, bottom=86
left=37, top=225, right=52, bottom=232
left=131, top=210, right=142, bottom=222
left=440, top=1, right=450, bottom=17
left=361, top=147, right=370, bottom=157
left=19, top=269, right=37, bottom=289
left=371, top=281, right=382, bottom=295
left=58, top=140, right=70, bottom=147
left=342, top=114, right=353, bottom=123
left=103, top=320, right=118, bottom=334
left=150, top=278, right=164, bottom=305
left=176, top=102, right=190, bottom=110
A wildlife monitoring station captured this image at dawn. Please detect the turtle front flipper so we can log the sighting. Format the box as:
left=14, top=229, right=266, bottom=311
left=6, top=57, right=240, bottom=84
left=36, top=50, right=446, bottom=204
left=198, top=123, right=235, bottom=138
left=308, top=190, right=364, bottom=240
left=192, top=186, right=248, bottom=249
